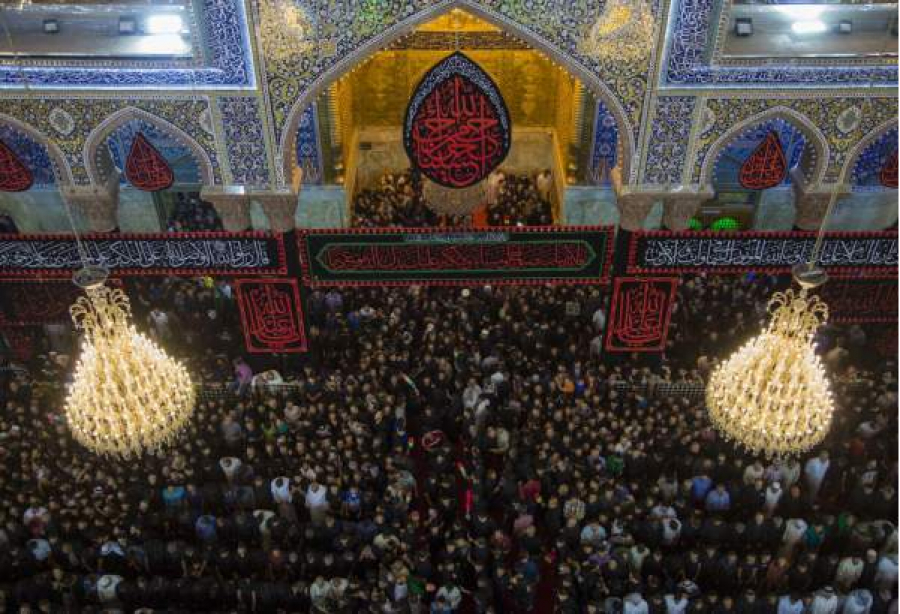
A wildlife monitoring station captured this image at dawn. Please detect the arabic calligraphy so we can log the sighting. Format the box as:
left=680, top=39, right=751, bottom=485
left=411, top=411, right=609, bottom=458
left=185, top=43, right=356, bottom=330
left=320, top=241, right=591, bottom=273
left=739, top=132, right=787, bottom=190
left=125, top=132, right=174, bottom=192
left=0, top=139, right=33, bottom=192
left=637, top=236, right=898, bottom=271
left=236, top=279, right=307, bottom=353
left=606, top=277, right=678, bottom=353
left=0, top=281, right=84, bottom=325
left=404, top=52, right=510, bottom=189
left=0, top=237, right=279, bottom=274
left=817, top=279, right=898, bottom=324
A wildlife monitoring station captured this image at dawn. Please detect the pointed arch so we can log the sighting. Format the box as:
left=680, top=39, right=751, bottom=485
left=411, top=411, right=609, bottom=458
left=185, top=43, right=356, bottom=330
left=277, top=0, right=635, bottom=186
left=700, top=106, right=829, bottom=187
left=839, top=118, right=898, bottom=186
left=83, top=107, right=215, bottom=187
left=0, top=113, right=73, bottom=186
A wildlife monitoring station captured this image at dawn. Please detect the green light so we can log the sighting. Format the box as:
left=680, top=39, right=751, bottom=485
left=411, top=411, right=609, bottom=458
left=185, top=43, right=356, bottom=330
left=711, top=217, right=740, bottom=231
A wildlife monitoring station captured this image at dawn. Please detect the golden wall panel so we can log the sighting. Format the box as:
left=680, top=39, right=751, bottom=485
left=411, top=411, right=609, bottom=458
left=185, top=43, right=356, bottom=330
left=341, top=49, right=565, bottom=130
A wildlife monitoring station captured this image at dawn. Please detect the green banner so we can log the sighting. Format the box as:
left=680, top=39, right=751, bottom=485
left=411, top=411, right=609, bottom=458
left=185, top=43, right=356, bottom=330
left=298, top=227, right=613, bottom=286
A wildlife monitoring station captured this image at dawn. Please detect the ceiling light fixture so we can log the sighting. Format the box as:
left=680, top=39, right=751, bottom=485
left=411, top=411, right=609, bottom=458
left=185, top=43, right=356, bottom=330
left=777, top=5, right=824, bottom=19
left=145, top=14, right=184, bottom=35
left=792, top=20, right=828, bottom=35
left=118, top=17, right=137, bottom=35
left=42, top=19, right=59, bottom=34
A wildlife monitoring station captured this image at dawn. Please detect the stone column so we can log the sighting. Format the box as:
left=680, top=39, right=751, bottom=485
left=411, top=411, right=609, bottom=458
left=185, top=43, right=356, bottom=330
left=792, top=184, right=849, bottom=231
left=200, top=187, right=252, bottom=232
left=255, top=191, right=299, bottom=233
left=60, top=178, right=120, bottom=233
left=615, top=193, right=658, bottom=231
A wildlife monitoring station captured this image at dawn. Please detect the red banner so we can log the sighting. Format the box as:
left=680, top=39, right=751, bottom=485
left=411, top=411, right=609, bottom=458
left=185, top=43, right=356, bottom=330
left=235, top=278, right=307, bottom=353
left=605, top=277, right=679, bottom=353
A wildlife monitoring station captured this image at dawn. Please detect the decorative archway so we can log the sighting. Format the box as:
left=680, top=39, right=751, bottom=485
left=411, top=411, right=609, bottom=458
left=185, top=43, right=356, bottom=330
left=840, top=119, right=898, bottom=189
left=278, top=0, right=635, bottom=187
left=83, top=107, right=215, bottom=187
left=0, top=113, right=73, bottom=186
left=700, top=107, right=830, bottom=188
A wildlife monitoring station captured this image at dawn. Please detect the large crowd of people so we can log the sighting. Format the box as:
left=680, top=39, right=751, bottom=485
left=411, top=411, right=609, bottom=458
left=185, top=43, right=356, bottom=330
left=351, top=170, right=554, bottom=228
left=0, top=275, right=896, bottom=613
left=166, top=193, right=223, bottom=233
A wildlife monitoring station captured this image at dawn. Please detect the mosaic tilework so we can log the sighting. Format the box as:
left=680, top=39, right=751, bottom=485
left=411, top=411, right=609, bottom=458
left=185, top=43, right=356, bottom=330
left=643, top=96, right=694, bottom=186
left=105, top=120, right=202, bottom=186
left=0, top=124, right=55, bottom=187
left=218, top=97, right=271, bottom=187
left=266, top=0, right=661, bottom=168
left=712, top=118, right=806, bottom=188
left=296, top=104, right=323, bottom=185
left=0, top=98, right=222, bottom=185
left=663, top=0, right=898, bottom=87
left=852, top=127, right=898, bottom=191
left=693, top=97, right=900, bottom=183
left=589, top=101, right=618, bottom=186
left=0, top=0, right=253, bottom=89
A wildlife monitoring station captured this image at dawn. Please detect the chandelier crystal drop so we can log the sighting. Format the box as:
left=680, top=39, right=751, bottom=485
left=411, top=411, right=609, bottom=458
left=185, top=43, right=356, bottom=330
left=581, top=0, right=656, bottom=63
left=65, top=269, right=195, bottom=459
left=706, top=286, right=834, bottom=458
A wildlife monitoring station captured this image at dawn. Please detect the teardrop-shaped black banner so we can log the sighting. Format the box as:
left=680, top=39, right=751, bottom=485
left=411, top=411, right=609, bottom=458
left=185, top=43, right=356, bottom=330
left=404, top=52, right=511, bottom=189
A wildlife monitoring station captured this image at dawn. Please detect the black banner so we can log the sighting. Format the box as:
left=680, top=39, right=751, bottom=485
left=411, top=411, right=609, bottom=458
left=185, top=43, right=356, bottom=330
left=0, top=232, right=287, bottom=277
left=815, top=278, right=898, bottom=324
left=628, top=231, right=898, bottom=275
left=298, top=227, right=614, bottom=286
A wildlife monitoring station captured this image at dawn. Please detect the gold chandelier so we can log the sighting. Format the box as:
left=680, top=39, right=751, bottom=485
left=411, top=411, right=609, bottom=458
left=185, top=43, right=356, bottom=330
left=706, top=283, right=834, bottom=458
left=65, top=267, right=195, bottom=459
left=581, top=0, right=655, bottom=63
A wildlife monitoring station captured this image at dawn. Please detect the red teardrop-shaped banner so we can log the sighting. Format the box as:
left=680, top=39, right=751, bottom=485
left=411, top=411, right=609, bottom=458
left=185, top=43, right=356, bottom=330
left=0, top=139, right=33, bottom=192
left=404, top=52, right=511, bottom=189
left=739, top=131, right=787, bottom=190
left=125, top=132, right=174, bottom=191
left=879, top=150, right=898, bottom=189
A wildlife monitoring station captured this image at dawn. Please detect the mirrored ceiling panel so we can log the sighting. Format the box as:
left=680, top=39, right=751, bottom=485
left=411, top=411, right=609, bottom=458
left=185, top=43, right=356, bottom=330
left=0, top=1, right=197, bottom=61
left=719, top=2, right=897, bottom=63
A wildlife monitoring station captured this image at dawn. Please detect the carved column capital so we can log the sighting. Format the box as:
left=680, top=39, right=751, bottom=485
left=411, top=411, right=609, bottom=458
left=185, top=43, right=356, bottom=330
left=254, top=191, right=299, bottom=233
left=200, top=187, right=252, bottom=232
left=615, top=193, right=659, bottom=232
left=60, top=178, right=120, bottom=233
left=661, top=197, right=701, bottom=231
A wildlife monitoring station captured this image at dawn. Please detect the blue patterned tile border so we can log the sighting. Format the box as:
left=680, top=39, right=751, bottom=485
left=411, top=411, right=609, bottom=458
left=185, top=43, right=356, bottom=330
left=643, top=96, right=695, bottom=185
left=218, top=97, right=271, bottom=187
left=661, top=0, right=898, bottom=87
left=589, top=101, right=618, bottom=186
left=0, top=0, right=254, bottom=90
left=296, top=104, right=323, bottom=185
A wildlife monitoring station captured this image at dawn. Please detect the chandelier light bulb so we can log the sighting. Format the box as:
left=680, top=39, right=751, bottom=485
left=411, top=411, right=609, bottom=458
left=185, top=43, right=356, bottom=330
left=706, top=287, right=834, bottom=458
left=65, top=279, right=195, bottom=459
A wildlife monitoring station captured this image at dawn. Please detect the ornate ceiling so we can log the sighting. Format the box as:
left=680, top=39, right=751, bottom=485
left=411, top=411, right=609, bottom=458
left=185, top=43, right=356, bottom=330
left=0, top=0, right=893, bottom=199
